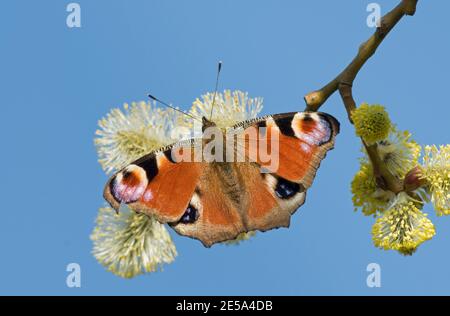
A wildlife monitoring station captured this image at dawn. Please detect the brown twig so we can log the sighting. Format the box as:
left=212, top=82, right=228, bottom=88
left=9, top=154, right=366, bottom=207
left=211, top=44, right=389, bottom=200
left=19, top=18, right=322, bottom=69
left=304, top=0, right=418, bottom=112
left=304, top=0, right=418, bottom=194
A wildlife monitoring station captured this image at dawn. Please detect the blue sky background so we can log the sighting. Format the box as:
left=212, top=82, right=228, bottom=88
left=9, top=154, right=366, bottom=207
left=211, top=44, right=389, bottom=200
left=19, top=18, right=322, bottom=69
left=1, top=0, right=449, bottom=295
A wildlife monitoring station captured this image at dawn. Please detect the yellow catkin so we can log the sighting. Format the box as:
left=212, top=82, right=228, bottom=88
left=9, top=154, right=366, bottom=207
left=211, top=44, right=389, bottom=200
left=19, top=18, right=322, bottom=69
left=372, top=193, right=435, bottom=255
left=351, top=103, right=391, bottom=145
left=422, top=145, right=450, bottom=215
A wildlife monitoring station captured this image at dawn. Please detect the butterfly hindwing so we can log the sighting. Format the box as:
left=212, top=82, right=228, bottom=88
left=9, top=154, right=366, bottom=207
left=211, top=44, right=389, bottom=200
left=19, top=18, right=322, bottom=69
left=169, top=163, right=247, bottom=247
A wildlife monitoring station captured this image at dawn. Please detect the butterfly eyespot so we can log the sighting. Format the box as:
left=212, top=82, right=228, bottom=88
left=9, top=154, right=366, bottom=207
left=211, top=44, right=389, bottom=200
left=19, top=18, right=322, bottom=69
left=109, top=165, right=148, bottom=204
left=275, top=177, right=301, bottom=199
left=179, top=205, right=199, bottom=224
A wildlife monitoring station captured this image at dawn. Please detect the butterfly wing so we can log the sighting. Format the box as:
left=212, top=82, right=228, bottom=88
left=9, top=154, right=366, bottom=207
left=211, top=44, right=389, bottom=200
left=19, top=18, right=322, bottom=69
left=103, top=139, right=204, bottom=223
left=232, top=111, right=340, bottom=231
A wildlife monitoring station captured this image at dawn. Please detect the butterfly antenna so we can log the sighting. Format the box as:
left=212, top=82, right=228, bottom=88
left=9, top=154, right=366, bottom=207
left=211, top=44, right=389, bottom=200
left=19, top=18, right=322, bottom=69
left=209, top=61, right=222, bottom=120
left=148, top=94, right=201, bottom=122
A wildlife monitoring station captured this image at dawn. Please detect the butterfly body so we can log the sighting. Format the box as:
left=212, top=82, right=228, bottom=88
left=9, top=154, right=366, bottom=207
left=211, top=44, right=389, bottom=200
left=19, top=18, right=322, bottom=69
left=104, top=112, right=339, bottom=247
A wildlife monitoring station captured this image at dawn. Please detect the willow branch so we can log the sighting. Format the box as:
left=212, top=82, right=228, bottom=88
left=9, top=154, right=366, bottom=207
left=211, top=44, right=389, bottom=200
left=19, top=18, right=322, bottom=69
left=304, top=0, right=418, bottom=194
left=304, top=0, right=418, bottom=112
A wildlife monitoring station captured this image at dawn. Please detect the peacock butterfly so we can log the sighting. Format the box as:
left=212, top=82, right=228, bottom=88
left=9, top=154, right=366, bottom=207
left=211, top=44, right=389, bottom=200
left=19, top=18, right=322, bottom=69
left=103, top=110, right=340, bottom=247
